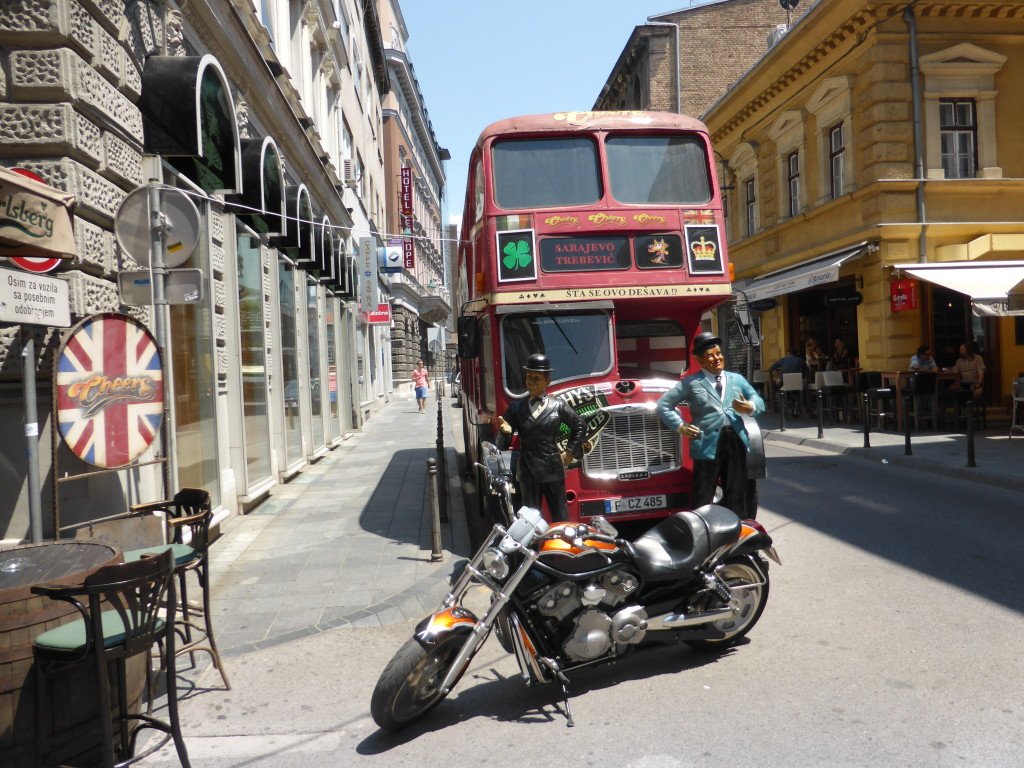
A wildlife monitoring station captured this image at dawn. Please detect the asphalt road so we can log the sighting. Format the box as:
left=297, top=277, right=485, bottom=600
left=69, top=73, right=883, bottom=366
left=150, top=441, right=1024, bottom=767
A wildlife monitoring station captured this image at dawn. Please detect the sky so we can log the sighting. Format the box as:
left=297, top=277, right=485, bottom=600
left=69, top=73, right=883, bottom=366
left=399, top=1, right=682, bottom=226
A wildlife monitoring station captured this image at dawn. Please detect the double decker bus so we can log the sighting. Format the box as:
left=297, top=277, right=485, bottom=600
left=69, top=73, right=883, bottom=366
left=456, top=111, right=734, bottom=527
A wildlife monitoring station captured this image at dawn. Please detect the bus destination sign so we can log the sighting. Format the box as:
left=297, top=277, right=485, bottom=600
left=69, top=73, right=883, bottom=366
left=540, top=236, right=629, bottom=273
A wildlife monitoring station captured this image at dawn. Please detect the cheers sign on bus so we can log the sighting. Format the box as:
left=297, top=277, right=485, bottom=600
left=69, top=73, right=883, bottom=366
left=55, top=313, right=164, bottom=468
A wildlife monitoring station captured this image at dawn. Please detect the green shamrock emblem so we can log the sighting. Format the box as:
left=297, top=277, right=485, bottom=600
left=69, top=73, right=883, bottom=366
left=502, top=239, right=532, bottom=270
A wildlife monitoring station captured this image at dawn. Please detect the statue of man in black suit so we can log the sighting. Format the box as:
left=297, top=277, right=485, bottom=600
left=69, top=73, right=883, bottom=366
left=498, top=354, right=586, bottom=522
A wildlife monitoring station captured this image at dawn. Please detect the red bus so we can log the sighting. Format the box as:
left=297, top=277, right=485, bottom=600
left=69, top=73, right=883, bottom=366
left=456, top=111, right=733, bottom=527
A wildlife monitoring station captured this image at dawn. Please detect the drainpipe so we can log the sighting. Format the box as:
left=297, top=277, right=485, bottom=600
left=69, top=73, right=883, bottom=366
left=646, top=18, right=681, bottom=114
left=904, top=3, right=927, bottom=262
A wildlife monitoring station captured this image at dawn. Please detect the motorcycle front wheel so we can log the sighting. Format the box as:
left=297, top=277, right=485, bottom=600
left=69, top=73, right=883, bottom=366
left=684, top=558, right=769, bottom=650
left=370, top=633, right=469, bottom=731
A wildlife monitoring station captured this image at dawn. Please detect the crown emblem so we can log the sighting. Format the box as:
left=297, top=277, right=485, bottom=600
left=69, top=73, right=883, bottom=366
left=690, top=236, right=717, bottom=260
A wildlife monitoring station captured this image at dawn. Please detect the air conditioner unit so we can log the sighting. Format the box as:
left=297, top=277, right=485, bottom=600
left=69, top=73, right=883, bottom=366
left=342, top=159, right=358, bottom=188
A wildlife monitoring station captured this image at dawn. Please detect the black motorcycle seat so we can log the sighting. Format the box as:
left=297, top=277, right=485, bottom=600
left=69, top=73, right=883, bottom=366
left=626, top=505, right=741, bottom=581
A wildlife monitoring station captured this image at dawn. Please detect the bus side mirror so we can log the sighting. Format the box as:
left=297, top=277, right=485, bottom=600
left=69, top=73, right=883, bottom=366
left=457, top=316, right=478, bottom=359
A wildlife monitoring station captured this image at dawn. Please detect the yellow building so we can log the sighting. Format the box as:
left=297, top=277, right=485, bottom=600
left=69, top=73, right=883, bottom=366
left=703, top=0, right=1024, bottom=409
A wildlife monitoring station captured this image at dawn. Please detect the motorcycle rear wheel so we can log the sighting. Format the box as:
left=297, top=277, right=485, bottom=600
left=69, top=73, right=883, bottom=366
left=370, top=634, right=469, bottom=731
left=684, top=559, right=769, bottom=650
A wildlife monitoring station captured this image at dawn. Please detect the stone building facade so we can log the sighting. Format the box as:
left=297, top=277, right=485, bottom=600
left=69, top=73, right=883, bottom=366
left=703, top=0, right=1024, bottom=406
left=0, top=0, right=393, bottom=541
left=378, top=0, right=450, bottom=390
left=594, top=0, right=790, bottom=119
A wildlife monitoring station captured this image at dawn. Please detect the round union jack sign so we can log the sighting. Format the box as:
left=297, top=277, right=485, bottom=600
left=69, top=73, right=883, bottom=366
left=55, top=312, right=164, bottom=468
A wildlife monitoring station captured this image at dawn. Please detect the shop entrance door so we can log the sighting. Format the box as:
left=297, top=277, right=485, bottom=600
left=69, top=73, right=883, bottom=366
left=788, top=281, right=861, bottom=368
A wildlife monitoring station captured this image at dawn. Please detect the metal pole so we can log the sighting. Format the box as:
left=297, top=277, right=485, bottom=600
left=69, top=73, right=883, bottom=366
left=427, top=458, right=443, bottom=561
left=903, top=392, right=913, bottom=455
left=816, top=389, right=824, bottom=439
left=779, top=390, right=787, bottom=432
left=147, top=181, right=175, bottom=495
left=22, top=328, right=43, bottom=543
left=966, top=400, right=976, bottom=468
left=862, top=393, right=871, bottom=448
left=435, top=385, right=448, bottom=521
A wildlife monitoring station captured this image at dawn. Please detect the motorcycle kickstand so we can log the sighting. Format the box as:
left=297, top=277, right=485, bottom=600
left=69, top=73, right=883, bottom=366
left=540, top=657, right=575, bottom=727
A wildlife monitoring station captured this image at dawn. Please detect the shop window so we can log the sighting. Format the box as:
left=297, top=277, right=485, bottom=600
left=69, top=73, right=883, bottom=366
left=236, top=226, right=272, bottom=488
left=307, top=279, right=325, bottom=451
left=165, top=170, right=220, bottom=506
left=920, top=43, right=1006, bottom=180
left=279, top=260, right=303, bottom=465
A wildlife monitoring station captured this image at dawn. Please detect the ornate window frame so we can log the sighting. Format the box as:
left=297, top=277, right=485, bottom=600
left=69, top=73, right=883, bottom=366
left=807, top=76, right=853, bottom=204
left=768, top=110, right=806, bottom=220
left=727, top=142, right=758, bottom=240
left=919, top=43, right=1006, bottom=180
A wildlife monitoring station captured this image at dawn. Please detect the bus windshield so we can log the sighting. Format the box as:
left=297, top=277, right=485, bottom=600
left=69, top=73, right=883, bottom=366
left=606, top=136, right=711, bottom=204
left=492, top=138, right=601, bottom=209
left=501, top=310, right=612, bottom=395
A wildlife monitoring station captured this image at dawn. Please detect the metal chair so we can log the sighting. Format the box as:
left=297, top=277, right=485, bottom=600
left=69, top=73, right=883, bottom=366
left=819, top=370, right=850, bottom=424
left=32, top=550, right=190, bottom=768
left=127, top=488, right=230, bottom=690
left=1010, top=377, right=1024, bottom=438
left=858, top=371, right=895, bottom=430
left=780, top=372, right=806, bottom=417
left=909, top=371, right=939, bottom=431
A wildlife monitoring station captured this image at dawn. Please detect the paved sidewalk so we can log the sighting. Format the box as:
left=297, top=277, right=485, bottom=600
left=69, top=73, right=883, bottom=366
left=203, top=391, right=469, bottom=657
left=759, top=411, right=1024, bottom=493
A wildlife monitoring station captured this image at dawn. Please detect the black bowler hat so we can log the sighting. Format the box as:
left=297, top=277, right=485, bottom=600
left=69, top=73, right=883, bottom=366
left=692, top=331, right=723, bottom=356
left=523, top=353, right=552, bottom=373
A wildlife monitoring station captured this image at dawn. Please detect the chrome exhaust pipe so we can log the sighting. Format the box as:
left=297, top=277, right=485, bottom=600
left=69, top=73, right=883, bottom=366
left=645, top=606, right=735, bottom=631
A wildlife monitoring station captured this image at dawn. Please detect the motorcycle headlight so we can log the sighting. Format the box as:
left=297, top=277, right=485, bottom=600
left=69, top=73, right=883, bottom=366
left=480, top=548, right=510, bottom=580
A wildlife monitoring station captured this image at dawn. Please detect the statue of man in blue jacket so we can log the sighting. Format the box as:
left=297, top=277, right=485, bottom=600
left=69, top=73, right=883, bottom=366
left=656, top=331, right=765, bottom=516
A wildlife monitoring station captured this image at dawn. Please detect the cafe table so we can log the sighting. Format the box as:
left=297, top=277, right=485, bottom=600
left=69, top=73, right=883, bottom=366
left=0, top=540, right=122, bottom=768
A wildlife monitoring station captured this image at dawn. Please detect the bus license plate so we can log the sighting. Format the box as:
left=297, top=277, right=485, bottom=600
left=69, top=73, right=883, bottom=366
left=604, top=494, right=668, bottom=514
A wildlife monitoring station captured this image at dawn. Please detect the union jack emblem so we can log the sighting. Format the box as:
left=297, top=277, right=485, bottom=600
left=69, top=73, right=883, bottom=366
left=682, top=209, right=715, bottom=225
left=55, top=313, right=164, bottom=468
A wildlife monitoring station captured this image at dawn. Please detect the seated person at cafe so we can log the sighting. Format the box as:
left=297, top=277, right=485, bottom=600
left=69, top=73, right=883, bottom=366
left=771, top=347, right=806, bottom=376
left=910, top=345, right=938, bottom=372
left=827, top=338, right=851, bottom=371
left=948, top=340, right=985, bottom=402
left=804, top=337, right=827, bottom=376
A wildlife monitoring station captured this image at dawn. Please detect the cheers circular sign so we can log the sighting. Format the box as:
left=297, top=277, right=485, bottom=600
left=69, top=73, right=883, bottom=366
left=56, top=313, right=164, bottom=468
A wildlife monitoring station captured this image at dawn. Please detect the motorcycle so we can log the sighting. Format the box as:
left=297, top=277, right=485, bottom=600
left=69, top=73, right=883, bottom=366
left=370, top=442, right=780, bottom=731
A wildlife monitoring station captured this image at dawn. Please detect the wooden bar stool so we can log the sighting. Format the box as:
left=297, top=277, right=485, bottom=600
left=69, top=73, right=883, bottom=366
left=32, top=550, right=190, bottom=768
left=127, top=489, right=230, bottom=691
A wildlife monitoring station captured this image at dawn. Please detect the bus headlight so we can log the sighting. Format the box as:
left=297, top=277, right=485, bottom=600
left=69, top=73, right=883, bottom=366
left=480, top=548, right=510, bottom=580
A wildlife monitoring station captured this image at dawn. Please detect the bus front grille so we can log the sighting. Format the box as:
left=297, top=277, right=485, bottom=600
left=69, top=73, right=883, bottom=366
left=583, top=410, right=680, bottom=476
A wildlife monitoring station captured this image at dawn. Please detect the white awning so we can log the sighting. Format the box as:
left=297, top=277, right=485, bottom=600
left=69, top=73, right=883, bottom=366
left=736, top=241, right=869, bottom=302
left=901, top=260, right=1024, bottom=301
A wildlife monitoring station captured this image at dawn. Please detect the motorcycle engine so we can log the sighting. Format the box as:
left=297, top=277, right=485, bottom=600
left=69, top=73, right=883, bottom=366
left=537, top=569, right=645, bottom=663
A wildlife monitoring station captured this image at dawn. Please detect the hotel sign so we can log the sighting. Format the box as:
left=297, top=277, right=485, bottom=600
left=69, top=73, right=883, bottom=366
left=400, top=168, right=415, bottom=269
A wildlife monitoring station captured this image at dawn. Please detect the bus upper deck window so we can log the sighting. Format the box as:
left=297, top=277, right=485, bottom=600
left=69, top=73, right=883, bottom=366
left=492, top=138, right=601, bottom=210
left=606, top=136, right=711, bottom=205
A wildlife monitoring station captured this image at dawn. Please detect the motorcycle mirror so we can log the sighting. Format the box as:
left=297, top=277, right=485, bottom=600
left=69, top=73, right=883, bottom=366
left=589, top=515, right=619, bottom=538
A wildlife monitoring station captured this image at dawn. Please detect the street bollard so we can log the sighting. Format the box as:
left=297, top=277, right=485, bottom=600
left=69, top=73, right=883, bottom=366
left=816, top=389, right=824, bottom=439
left=427, top=458, right=443, bottom=561
left=435, top=394, right=449, bottom=521
left=779, top=391, right=787, bottom=432
left=903, top=391, right=913, bottom=456
left=966, top=400, right=976, bottom=468
left=862, top=392, right=871, bottom=448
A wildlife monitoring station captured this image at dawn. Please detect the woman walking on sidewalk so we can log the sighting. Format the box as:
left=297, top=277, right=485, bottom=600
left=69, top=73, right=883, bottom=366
left=412, top=359, right=430, bottom=413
